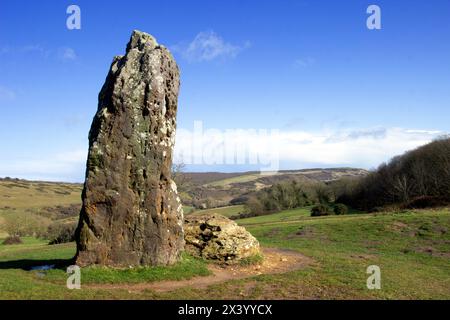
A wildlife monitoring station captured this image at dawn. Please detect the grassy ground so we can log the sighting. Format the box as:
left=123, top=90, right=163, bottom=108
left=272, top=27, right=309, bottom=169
left=0, top=238, right=211, bottom=299
left=187, top=205, right=245, bottom=217
left=182, top=205, right=195, bottom=215
left=0, top=208, right=449, bottom=299
left=240, top=208, right=450, bottom=299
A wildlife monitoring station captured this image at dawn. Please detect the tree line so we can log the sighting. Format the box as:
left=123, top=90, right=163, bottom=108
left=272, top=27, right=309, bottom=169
left=336, top=136, right=450, bottom=211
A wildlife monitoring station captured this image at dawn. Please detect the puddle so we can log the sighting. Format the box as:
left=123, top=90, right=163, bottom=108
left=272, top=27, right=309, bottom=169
left=30, top=264, right=55, bottom=271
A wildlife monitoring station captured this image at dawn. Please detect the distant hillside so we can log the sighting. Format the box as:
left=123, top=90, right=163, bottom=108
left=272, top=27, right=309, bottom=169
left=0, top=167, right=369, bottom=212
left=179, top=168, right=368, bottom=208
left=186, top=168, right=367, bottom=187
left=0, top=178, right=82, bottom=210
left=0, top=178, right=83, bottom=238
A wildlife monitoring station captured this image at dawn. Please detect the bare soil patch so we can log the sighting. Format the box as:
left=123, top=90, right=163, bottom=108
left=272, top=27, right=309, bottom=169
left=85, top=247, right=313, bottom=293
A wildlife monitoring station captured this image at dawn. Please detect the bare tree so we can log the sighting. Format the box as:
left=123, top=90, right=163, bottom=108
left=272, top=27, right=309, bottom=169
left=172, top=162, right=191, bottom=192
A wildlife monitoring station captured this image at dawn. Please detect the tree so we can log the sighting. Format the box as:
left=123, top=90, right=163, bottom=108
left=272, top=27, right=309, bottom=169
left=172, top=162, right=191, bottom=193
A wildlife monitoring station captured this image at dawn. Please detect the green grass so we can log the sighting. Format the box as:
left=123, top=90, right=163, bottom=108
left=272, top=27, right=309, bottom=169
left=188, top=205, right=245, bottom=217
left=1, top=207, right=449, bottom=299
left=45, top=253, right=211, bottom=284
left=0, top=239, right=211, bottom=299
left=183, top=205, right=195, bottom=215
left=238, top=207, right=313, bottom=225
left=238, top=208, right=450, bottom=299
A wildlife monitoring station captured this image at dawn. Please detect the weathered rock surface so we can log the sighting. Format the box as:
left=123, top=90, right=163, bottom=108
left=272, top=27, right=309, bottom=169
left=184, top=215, right=260, bottom=264
left=75, top=30, right=184, bottom=267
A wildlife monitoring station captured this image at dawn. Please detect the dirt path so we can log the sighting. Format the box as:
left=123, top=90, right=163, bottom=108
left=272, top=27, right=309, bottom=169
left=86, top=248, right=313, bottom=293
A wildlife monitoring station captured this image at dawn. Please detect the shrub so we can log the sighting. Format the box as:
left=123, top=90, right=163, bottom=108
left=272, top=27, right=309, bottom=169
left=230, top=196, right=249, bottom=205
left=46, top=222, right=77, bottom=245
left=246, top=180, right=319, bottom=216
left=403, top=196, right=448, bottom=209
left=311, top=204, right=332, bottom=217
left=334, top=203, right=348, bottom=215
left=2, top=235, right=23, bottom=245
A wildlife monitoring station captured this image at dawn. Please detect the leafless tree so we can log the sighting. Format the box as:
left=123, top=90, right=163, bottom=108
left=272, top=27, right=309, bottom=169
left=172, top=162, right=191, bottom=192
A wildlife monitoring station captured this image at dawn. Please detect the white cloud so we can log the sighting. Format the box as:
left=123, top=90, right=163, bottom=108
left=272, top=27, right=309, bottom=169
left=174, top=126, right=445, bottom=171
left=0, top=45, right=51, bottom=58
left=293, top=57, right=315, bottom=68
left=274, top=127, right=441, bottom=167
left=0, top=86, right=16, bottom=101
left=0, top=149, right=87, bottom=182
left=0, top=127, right=444, bottom=182
left=174, top=31, right=249, bottom=62
left=0, top=45, right=76, bottom=61
left=58, top=47, right=77, bottom=61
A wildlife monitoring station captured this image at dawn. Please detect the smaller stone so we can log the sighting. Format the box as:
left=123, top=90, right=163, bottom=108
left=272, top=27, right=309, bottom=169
left=184, top=214, right=261, bottom=264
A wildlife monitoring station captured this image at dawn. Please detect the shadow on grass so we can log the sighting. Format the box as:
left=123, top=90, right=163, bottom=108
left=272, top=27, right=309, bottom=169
left=0, top=257, right=75, bottom=270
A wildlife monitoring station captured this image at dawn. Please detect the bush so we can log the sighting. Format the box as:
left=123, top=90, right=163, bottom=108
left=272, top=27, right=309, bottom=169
left=246, top=180, right=319, bottom=216
left=334, top=203, right=348, bottom=215
left=229, top=196, right=249, bottom=205
left=2, top=235, right=23, bottom=245
left=311, top=204, right=332, bottom=217
left=46, top=222, right=77, bottom=245
left=403, top=196, right=448, bottom=209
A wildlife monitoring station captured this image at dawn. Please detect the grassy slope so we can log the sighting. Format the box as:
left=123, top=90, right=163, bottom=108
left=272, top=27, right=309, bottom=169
left=0, top=180, right=82, bottom=209
left=0, top=180, right=83, bottom=236
left=187, top=205, right=245, bottom=217
left=239, top=208, right=450, bottom=299
left=206, top=174, right=273, bottom=187
left=1, top=208, right=449, bottom=299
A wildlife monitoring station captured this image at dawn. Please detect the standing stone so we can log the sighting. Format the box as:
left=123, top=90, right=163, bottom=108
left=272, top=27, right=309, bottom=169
left=75, top=30, right=184, bottom=267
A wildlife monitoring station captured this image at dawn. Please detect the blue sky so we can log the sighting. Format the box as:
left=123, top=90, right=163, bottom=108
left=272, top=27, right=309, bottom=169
left=0, top=0, right=449, bottom=181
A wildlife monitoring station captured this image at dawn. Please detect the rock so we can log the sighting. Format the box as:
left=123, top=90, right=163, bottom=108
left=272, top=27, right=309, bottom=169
left=184, top=214, right=260, bottom=264
left=75, top=30, right=184, bottom=267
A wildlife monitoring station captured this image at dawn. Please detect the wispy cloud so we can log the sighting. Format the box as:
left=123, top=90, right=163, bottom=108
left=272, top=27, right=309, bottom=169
left=21, top=44, right=51, bottom=57
left=173, top=31, right=250, bottom=62
left=0, top=44, right=51, bottom=58
left=58, top=47, right=77, bottom=61
left=293, top=57, right=315, bottom=68
left=0, top=85, right=16, bottom=101
left=0, top=149, right=87, bottom=182
left=0, top=45, right=76, bottom=61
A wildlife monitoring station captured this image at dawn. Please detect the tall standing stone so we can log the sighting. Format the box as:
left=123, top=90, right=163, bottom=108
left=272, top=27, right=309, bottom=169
left=75, top=30, right=184, bottom=267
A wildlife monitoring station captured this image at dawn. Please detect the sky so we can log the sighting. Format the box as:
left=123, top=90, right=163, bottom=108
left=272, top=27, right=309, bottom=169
left=0, top=0, right=449, bottom=182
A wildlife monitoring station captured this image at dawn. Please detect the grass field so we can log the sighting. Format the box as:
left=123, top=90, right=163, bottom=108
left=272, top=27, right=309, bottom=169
left=1, top=207, right=449, bottom=299
left=187, top=205, right=245, bottom=217
left=0, top=180, right=82, bottom=210
left=205, top=174, right=270, bottom=187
